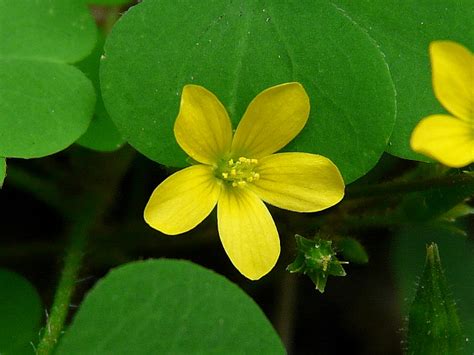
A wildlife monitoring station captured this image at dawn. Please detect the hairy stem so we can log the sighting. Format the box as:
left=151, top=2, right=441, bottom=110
left=36, top=148, right=134, bottom=355
left=36, top=208, right=97, bottom=355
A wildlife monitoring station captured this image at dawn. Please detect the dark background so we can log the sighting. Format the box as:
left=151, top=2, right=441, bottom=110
left=1, top=147, right=406, bottom=355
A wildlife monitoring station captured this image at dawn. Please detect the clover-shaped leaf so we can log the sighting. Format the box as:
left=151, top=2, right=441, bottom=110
left=101, top=0, right=397, bottom=183
left=0, top=269, right=42, bottom=355
left=76, top=32, right=125, bottom=152
left=0, top=0, right=97, bottom=158
left=332, top=1, right=473, bottom=161
left=56, top=260, right=285, bottom=354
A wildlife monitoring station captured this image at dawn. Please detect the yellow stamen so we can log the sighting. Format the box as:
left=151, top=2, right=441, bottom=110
left=321, top=255, right=332, bottom=272
left=215, top=156, right=260, bottom=188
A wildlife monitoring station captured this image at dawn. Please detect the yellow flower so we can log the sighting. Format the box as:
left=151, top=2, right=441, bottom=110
left=144, top=83, right=345, bottom=280
left=411, top=41, right=474, bottom=167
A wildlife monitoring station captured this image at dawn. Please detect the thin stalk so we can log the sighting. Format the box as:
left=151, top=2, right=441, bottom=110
left=346, top=173, right=474, bottom=199
left=274, top=270, right=298, bottom=353
left=35, top=148, right=135, bottom=355
left=36, top=209, right=96, bottom=355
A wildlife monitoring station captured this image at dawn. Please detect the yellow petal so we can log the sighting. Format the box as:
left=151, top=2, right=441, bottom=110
left=144, top=165, right=221, bottom=235
left=249, top=153, right=345, bottom=212
left=231, top=82, right=310, bottom=158
left=430, top=41, right=474, bottom=121
left=410, top=114, right=474, bottom=168
left=217, top=187, right=280, bottom=280
left=174, top=85, right=233, bottom=165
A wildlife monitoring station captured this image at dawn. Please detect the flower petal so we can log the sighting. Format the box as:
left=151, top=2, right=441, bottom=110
left=249, top=153, right=345, bottom=212
left=231, top=82, right=310, bottom=158
left=174, top=85, right=233, bottom=165
left=217, top=187, right=280, bottom=280
left=410, top=114, right=474, bottom=168
left=144, top=165, right=221, bottom=235
left=430, top=41, right=473, bottom=121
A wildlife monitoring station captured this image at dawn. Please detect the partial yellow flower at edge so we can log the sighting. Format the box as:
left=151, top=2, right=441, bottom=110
left=410, top=40, right=474, bottom=167
left=144, top=82, right=345, bottom=280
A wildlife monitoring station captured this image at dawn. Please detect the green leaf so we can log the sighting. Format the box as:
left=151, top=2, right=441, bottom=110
left=397, top=173, right=474, bottom=222
left=0, top=0, right=97, bottom=158
left=76, top=32, right=125, bottom=152
left=0, top=0, right=96, bottom=62
left=407, top=243, right=464, bottom=354
left=101, top=0, right=396, bottom=183
left=0, top=61, right=95, bottom=158
left=86, top=0, right=132, bottom=4
left=331, top=1, right=474, bottom=161
left=0, top=158, right=5, bottom=187
left=440, top=203, right=474, bottom=223
left=337, top=237, right=369, bottom=264
left=0, top=269, right=42, bottom=355
left=56, top=259, right=285, bottom=354
left=392, top=225, right=474, bottom=353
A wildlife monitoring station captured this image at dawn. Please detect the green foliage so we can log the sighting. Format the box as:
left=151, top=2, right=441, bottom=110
left=407, top=243, right=464, bottom=355
left=76, top=32, right=125, bottom=152
left=101, top=0, right=398, bottom=183
left=333, top=0, right=473, bottom=161
left=56, top=259, right=285, bottom=354
left=392, top=225, right=474, bottom=353
left=85, top=0, right=132, bottom=5
left=0, top=158, right=5, bottom=187
left=337, top=237, right=369, bottom=264
left=0, top=0, right=96, bottom=158
left=0, top=269, right=42, bottom=355
left=397, top=173, right=474, bottom=222
left=287, top=235, right=347, bottom=293
left=1, top=1, right=472, bottom=353
left=441, top=204, right=474, bottom=223
left=0, top=0, right=96, bottom=62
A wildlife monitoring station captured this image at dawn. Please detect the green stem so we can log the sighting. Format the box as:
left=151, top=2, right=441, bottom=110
left=36, top=210, right=96, bottom=355
left=346, top=173, right=474, bottom=199
left=274, top=270, right=298, bottom=353
left=35, top=148, right=134, bottom=355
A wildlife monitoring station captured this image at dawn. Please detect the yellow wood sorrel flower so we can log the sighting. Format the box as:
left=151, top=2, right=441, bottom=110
left=144, top=83, right=345, bottom=280
left=411, top=41, right=474, bottom=167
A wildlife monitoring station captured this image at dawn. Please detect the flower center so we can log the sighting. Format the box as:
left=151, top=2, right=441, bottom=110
left=216, top=157, right=260, bottom=188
